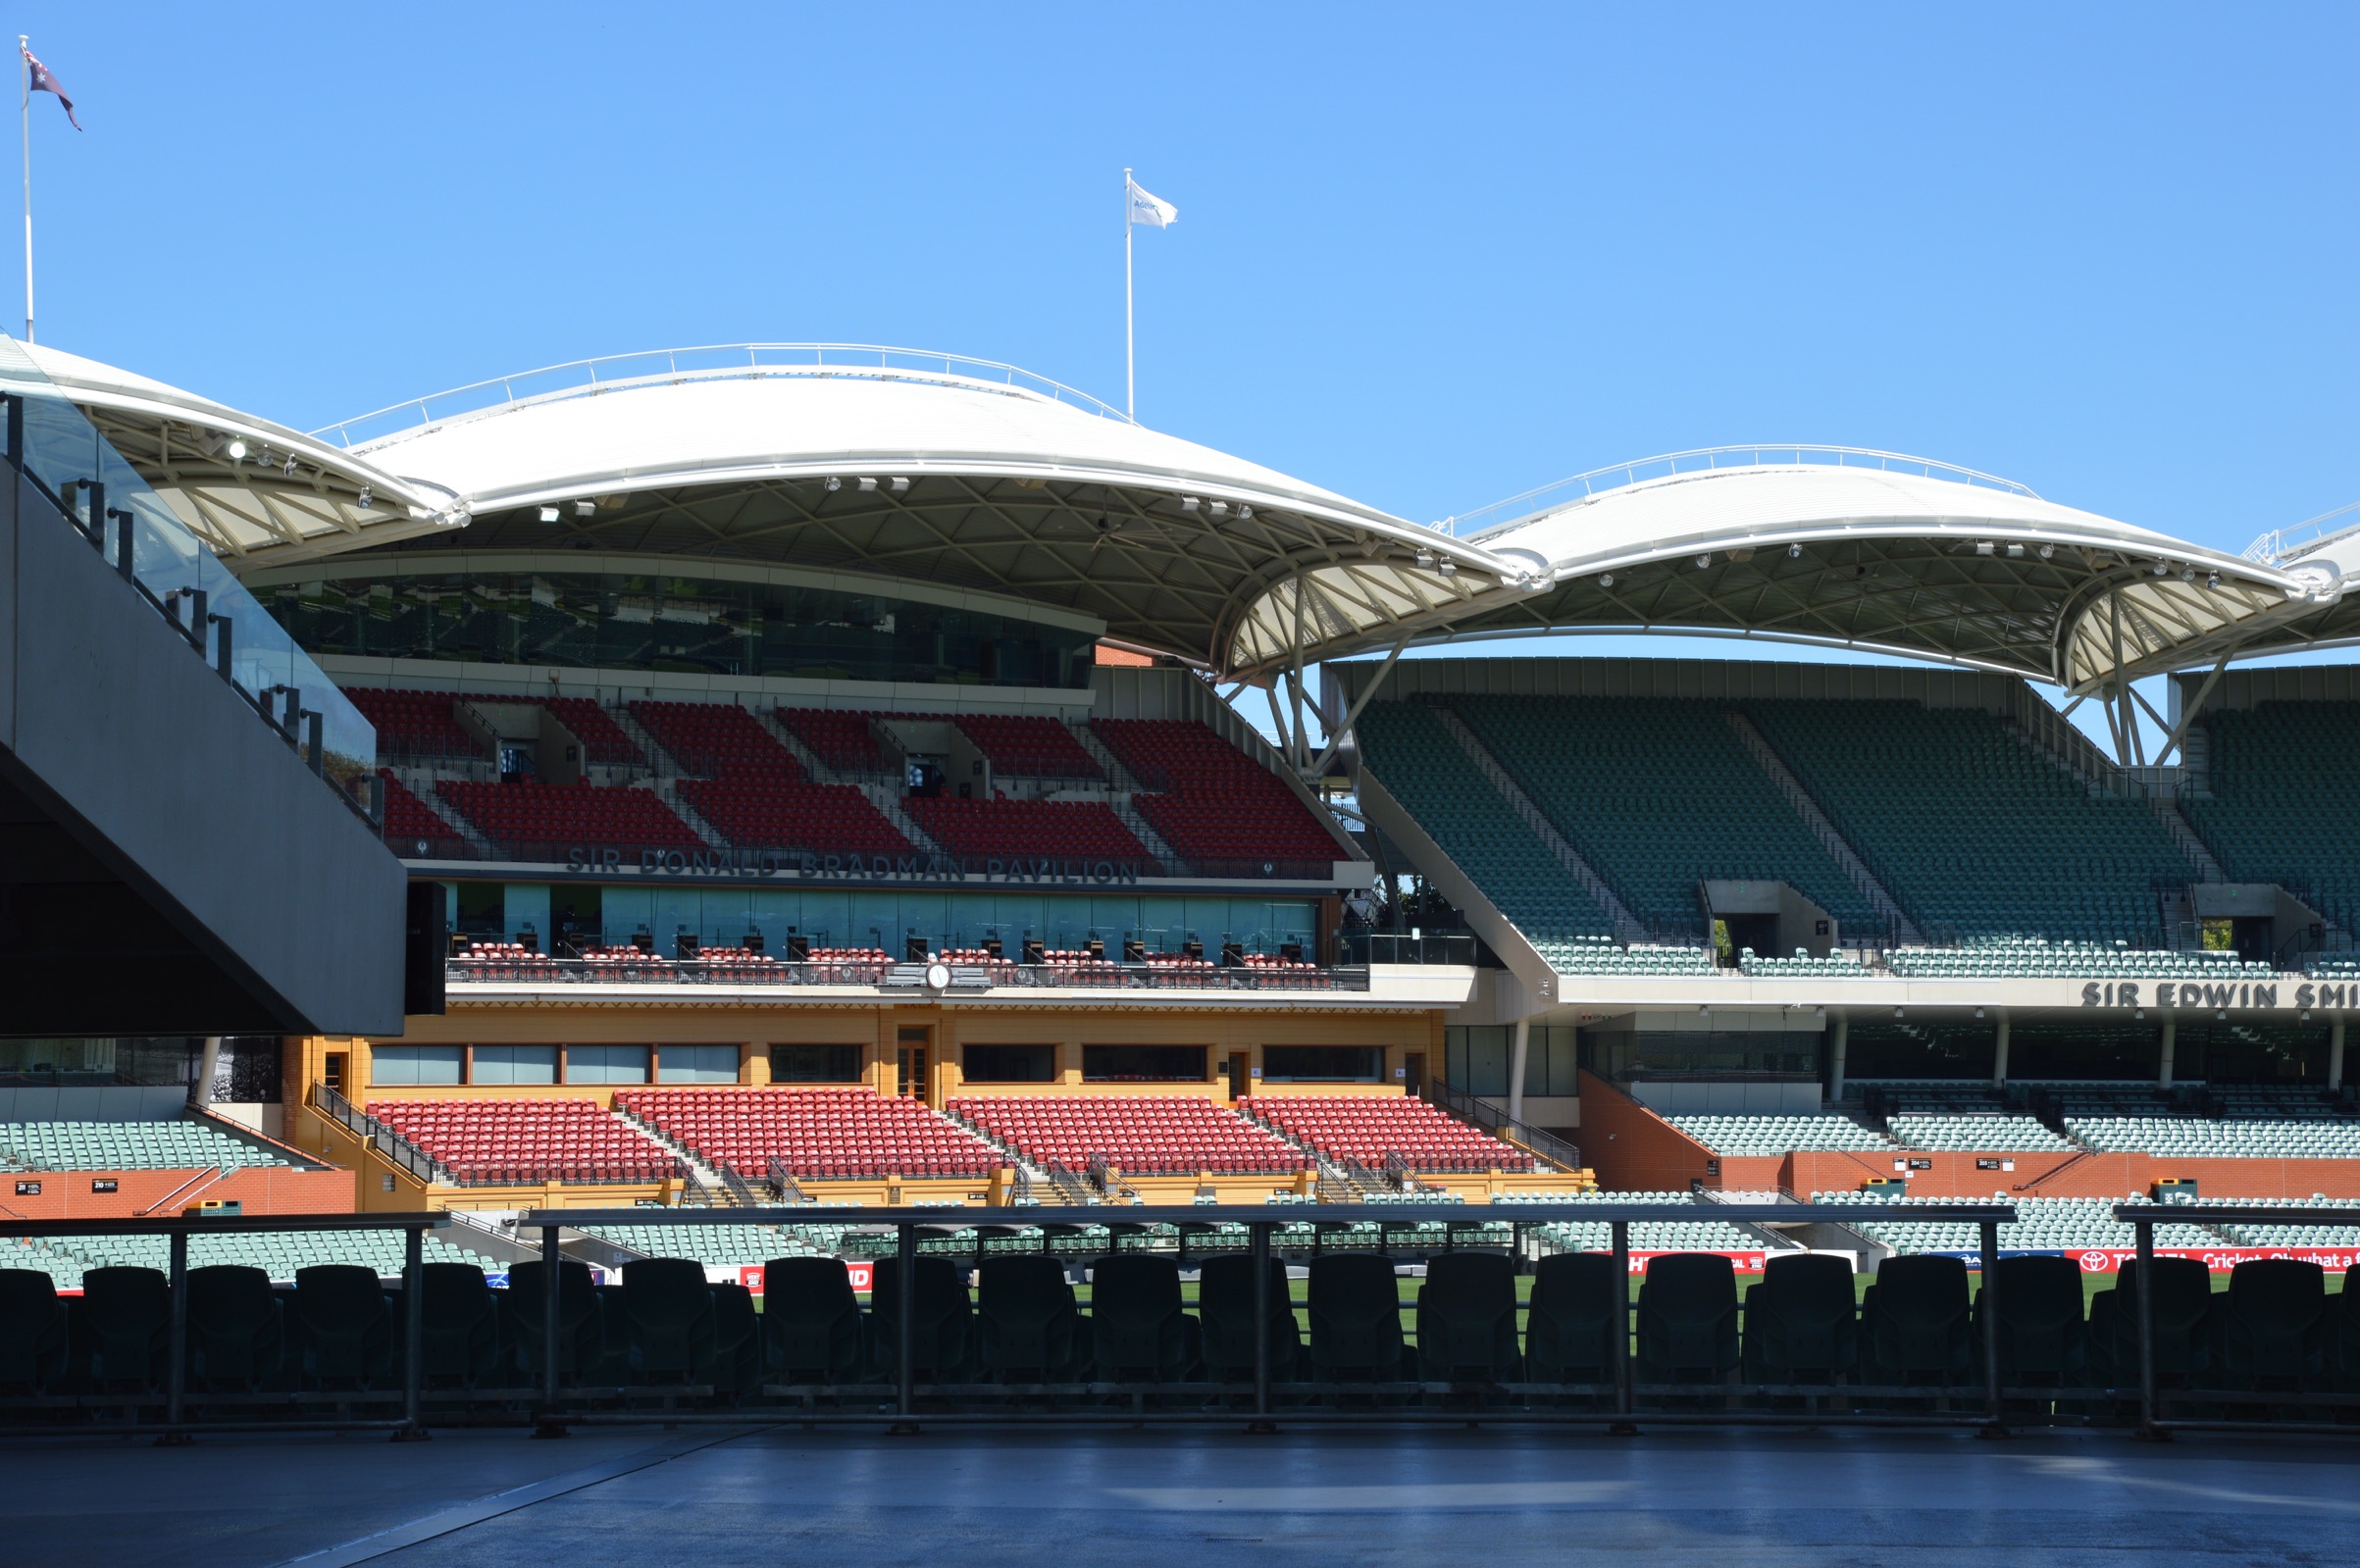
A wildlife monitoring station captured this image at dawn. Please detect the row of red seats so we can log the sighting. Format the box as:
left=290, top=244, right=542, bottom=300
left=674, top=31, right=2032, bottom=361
left=954, top=714, right=1103, bottom=780
left=1092, top=719, right=1342, bottom=873
left=1239, top=1095, right=1534, bottom=1173
left=949, top=1095, right=1308, bottom=1175
left=677, top=778, right=909, bottom=853
left=346, top=688, right=480, bottom=760
left=631, top=700, right=808, bottom=781
left=618, top=1087, right=1001, bottom=1180
left=780, top=708, right=888, bottom=773
left=371, top=1098, right=676, bottom=1183
left=905, top=797, right=1149, bottom=862
left=377, top=771, right=472, bottom=855
left=436, top=779, right=704, bottom=851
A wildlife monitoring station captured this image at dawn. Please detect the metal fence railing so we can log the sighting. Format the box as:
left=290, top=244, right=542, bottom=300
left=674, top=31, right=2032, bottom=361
left=4, top=1202, right=2356, bottom=1440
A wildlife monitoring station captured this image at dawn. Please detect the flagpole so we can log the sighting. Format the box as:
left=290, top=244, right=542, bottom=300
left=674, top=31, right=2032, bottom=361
left=1122, top=166, right=1134, bottom=422
left=19, top=36, right=29, bottom=344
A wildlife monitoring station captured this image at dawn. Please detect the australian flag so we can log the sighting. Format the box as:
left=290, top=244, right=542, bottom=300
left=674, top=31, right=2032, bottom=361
left=23, top=45, right=78, bottom=130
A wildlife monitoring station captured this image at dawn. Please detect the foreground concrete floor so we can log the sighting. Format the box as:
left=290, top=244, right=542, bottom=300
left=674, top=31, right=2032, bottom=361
left=2, top=1423, right=2356, bottom=1568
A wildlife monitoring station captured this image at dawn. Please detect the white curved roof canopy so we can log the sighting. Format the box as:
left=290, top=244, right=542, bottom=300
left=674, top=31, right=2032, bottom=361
left=329, top=346, right=1518, bottom=676
left=1411, top=451, right=2333, bottom=693
left=17, top=343, right=463, bottom=572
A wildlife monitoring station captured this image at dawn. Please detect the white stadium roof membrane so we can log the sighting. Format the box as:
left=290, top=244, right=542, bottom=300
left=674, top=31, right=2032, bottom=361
left=38, top=341, right=2353, bottom=692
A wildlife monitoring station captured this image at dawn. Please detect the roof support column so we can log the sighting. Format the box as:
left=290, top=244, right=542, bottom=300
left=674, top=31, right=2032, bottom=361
left=2156, top=1018, right=2177, bottom=1089
left=1507, top=1017, right=1530, bottom=1125
left=1990, top=1012, right=2009, bottom=1089
left=1828, top=1012, right=1848, bottom=1102
left=2329, top=1019, right=2344, bottom=1093
left=1308, top=633, right=1411, bottom=781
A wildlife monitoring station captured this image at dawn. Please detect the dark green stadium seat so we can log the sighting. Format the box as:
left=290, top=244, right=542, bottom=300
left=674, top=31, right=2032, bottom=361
left=186, top=1265, right=283, bottom=1388
left=504, top=1259, right=604, bottom=1382
left=291, top=1265, right=392, bottom=1388
left=867, top=1255, right=974, bottom=1383
left=1741, top=1252, right=1858, bottom=1384
left=1523, top=1253, right=1623, bottom=1389
left=705, top=1281, right=759, bottom=1398
left=1636, top=1253, right=1739, bottom=1387
left=1973, top=1254, right=2086, bottom=1387
left=1308, top=1253, right=1408, bottom=1382
left=619, top=1257, right=717, bottom=1382
left=760, top=1258, right=865, bottom=1384
left=2218, top=1258, right=2327, bottom=1389
left=1415, top=1251, right=1520, bottom=1382
left=976, top=1255, right=1087, bottom=1382
left=1088, top=1255, right=1197, bottom=1382
left=418, top=1262, right=502, bottom=1386
left=0, top=1269, right=68, bottom=1391
left=2088, top=1256, right=2214, bottom=1408
left=77, top=1266, right=170, bottom=1389
left=1861, top=1255, right=1973, bottom=1392
left=1198, top=1255, right=1302, bottom=1384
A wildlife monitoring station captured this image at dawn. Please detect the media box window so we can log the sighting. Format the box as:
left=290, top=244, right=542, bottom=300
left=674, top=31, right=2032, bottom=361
left=1259, top=1046, right=1383, bottom=1083
left=658, top=1044, right=739, bottom=1084
left=771, top=1044, right=863, bottom=1084
left=567, top=1044, right=651, bottom=1085
left=1082, top=1044, right=1206, bottom=1082
left=471, top=1044, right=558, bottom=1086
left=371, top=1044, right=464, bottom=1087
left=962, top=1044, right=1056, bottom=1083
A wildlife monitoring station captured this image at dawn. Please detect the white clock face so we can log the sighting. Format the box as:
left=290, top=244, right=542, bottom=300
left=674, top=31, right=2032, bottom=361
left=925, top=962, right=952, bottom=989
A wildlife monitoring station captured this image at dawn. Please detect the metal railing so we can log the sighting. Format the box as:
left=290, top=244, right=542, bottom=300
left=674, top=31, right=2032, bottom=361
left=1424, top=1080, right=1583, bottom=1172
left=1443, top=446, right=2041, bottom=539
left=445, top=955, right=1373, bottom=993
left=4, top=1201, right=2357, bottom=1438
left=2243, top=498, right=2360, bottom=566
left=310, top=1083, right=446, bottom=1187
left=313, top=343, right=1132, bottom=449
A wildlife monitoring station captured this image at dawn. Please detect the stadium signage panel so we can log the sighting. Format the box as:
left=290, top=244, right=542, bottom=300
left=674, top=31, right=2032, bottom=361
left=561, top=845, right=1144, bottom=885
left=2078, top=982, right=2332, bottom=1010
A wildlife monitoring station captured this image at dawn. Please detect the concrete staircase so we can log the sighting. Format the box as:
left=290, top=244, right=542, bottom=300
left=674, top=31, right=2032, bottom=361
left=2151, top=795, right=2227, bottom=884
left=1724, top=710, right=1924, bottom=944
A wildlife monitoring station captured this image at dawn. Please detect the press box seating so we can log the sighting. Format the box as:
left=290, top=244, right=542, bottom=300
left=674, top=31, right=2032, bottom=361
left=378, top=771, right=473, bottom=858
left=371, top=1099, right=675, bottom=1184
left=630, top=700, right=807, bottom=780
left=954, top=715, right=1102, bottom=780
left=949, top=1096, right=1309, bottom=1176
left=436, top=779, right=703, bottom=853
left=1093, top=719, right=1341, bottom=872
left=1240, top=1095, right=1534, bottom=1173
left=619, top=1087, right=1001, bottom=1181
left=780, top=708, right=888, bottom=774
left=905, top=797, right=1149, bottom=863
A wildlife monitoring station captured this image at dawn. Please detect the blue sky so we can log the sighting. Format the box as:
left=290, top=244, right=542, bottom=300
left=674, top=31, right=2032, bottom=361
left=19, top=5, right=2360, bottom=728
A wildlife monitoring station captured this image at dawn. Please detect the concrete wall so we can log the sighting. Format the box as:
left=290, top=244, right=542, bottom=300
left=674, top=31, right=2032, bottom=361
left=0, top=1163, right=349, bottom=1220
left=1573, top=1070, right=1722, bottom=1190
left=0, top=470, right=406, bottom=1035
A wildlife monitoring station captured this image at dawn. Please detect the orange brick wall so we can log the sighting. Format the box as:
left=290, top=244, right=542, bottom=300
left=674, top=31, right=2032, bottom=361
left=1575, top=1071, right=1723, bottom=1191
left=1787, top=1148, right=2360, bottom=1202
left=0, top=1164, right=352, bottom=1221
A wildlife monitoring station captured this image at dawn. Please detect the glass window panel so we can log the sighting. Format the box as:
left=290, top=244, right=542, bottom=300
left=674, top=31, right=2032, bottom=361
left=373, top=1045, right=464, bottom=1087
left=472, top=1045, right=558, bottom=1086
left=657, top=1044, right=739, bottom=1085
left=565, top=1044, right=650, bottom=1085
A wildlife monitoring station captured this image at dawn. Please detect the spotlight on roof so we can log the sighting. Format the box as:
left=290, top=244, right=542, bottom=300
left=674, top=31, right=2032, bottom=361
left=2206, top=572, right=2221, bottom=590
left=1237, top=504, right=1253, bottom=520
left=1975, top=540, right=1995, bottom=556
left=824, top=476, right=842, bottom=492
left=1414, top=550, right=1436, bottom=571
left=2006, top=543, right=2026, bottom=558
left=1437, top=559, right=1457, bottom=576
left=890, top=477, right=910, bottom=492
left=225, top=437, right=248, bottom=461
left=1893, top=1008, right=1904, bottom=1020
left=538, top=504, right=560, bottom=523
left=2038, top=543, right=2055, bottom=559
left=857, top=477, right=878, bottom=492
left=1975, top=1008, right=1985, bottom=1019
left=1694, top=552, right=1713, bottom=569
left=2181, top=566, right=2196, bottom=582
left=1207, top=500, right=1229, bottom=519
left=1598, top=573, right=1615, bottom=588
left=574, top=499, right=595, bottom=517
left=282, top=454, right=298, bottom=477
left=1788, top=542, right=1803, bottom=558
left=2153, top=561, right=2171, bottom=577
left=1180, top=496, right=1201, bottom=513
left=357, top=484, right=373, bottom=510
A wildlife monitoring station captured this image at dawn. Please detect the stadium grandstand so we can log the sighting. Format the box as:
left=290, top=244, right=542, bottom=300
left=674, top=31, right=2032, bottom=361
left=9, top=338, right=2360, bottom=1449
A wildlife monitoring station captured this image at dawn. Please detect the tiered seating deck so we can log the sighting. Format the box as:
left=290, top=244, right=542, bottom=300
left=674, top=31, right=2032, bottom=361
left=618, top=1087, right=1001, bottom=1180
left=949, top=1095, right=1308, bottom=1176
left=1094, top=718, right=1340, bottom=876
left=436, top=779, right=703, bottom=856
left=371, top=1098, right=675, bottom=1184
left=955, top=714, right=1102, bottom=781
left=1241, top=1094, right=1534, bottom=1173
left=905, top=796, right=1148, bottom=863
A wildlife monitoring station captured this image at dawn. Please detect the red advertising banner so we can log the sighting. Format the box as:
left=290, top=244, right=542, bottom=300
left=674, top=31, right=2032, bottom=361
left=2065, top=1246, right=2356, bottom=1274
left=735, top=1261, right=875, bottom=1294
left=1627, top=1250, right=1767, bottom=1273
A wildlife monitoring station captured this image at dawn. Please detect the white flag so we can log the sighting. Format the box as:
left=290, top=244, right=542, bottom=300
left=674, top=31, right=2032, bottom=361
left=1127, top=177, right=1178, bottom=228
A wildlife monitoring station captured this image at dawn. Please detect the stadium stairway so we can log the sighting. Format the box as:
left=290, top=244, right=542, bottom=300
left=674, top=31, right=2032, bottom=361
left=1075, top=728, right=1188, bottom=875
left=1722, top=710, right=1923, bottom=943
left=1428, top=707, right=1647, bottom=943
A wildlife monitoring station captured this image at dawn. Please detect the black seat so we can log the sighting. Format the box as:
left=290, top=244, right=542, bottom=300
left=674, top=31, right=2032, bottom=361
left=1308, top=1254, right=1407, bottom=1383
left=77, top=1266, right=170, bottom=1389
left=417, top=1262, right=502, bottom=1385
left=2089, top=1256, right=2214, bottom=1397
left=505, top=1259, right=604, bottom=1383
left=1636, top=1253, right=1738, bottom=1387
left=760, top=1258, right=865, bottom=1384
left=290, top=1265, right=391, bottom=1388
left=976, top=1255, right=1087, bottom=1382
left=1415, top=1252, right=1520, bottom=1382
left=1861, top=1254, right=1973, bottom=1390
left=2218, top=1258, right=2327, bottom=1389
left=1198, top=1255, right=1301, bottom=1384
left=1973, top=1254, right=2086, bottom=1389
left=1523, top=1253, right=1622, bottom=1390
left=2334, top=1276, right=2360, bottom=1398
left=1741, top=1252, right=1857, bottom=1384
left=705, top=1281, right=759, bottom=1397
left=186, top=1265, right=283, bottom=1388
left=867, top=1255, right=974, bottom=1383
left=619, top=1257, right=716, bottom=1383
left=1088, top=1255, right=1196, bottom=1382
left=0, top=1269, right=68, bottom=1391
